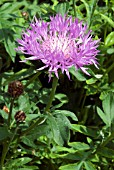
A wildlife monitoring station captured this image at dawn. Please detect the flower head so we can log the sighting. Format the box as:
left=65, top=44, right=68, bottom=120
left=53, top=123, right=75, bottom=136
left=17, top=14, right=100, bottom=79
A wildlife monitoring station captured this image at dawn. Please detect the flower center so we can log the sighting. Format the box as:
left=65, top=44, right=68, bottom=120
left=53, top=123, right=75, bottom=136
left=42, top=35, right=74, bottom=58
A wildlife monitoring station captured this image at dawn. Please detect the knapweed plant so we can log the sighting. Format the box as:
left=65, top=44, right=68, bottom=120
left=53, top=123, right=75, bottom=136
left=17, top=14, right=99, bottom=79
left=1, top=0, right=114, bottom=170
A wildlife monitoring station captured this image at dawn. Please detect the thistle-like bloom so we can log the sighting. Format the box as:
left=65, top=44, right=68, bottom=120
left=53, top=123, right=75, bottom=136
left=17, top=14, right=99, bottom=79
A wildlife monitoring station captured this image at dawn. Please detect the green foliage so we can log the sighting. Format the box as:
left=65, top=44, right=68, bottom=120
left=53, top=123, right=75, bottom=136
left=1, top=0, right=114, bottom=169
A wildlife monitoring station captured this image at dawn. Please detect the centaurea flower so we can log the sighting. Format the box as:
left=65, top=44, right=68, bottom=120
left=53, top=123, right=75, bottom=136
left=16, top=14, right=100, bottom=79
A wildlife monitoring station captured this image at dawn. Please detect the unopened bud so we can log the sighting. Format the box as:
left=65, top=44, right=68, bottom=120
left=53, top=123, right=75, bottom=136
left=14, top=111, right=26, bottom=123
left=8, top=81, right=24, bottom=98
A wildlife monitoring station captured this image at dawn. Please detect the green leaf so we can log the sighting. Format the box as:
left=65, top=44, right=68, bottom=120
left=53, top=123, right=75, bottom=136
left=100, top=13, right=114, bottom=28
left=3, top=68, right=37, bottom=86
left=54, top=110, right=78, bottom=121
left=55, top=2, right=70, bottom=16
left=47, top=115, right=64, bottom=145
left=86, top=78, right=97, bottom=85
left=47, top=112, right=73, bottom=145
left=39, top=88, right=51, bottom=104
left=71, top=124, right=98, bottom=137
left=59, top=161, right=84, bottom=170
left=84, top=161, right=96, bottom=170
left=16, top=166, right=39, bottom=170
left=18, top=94, right=31, bottom=113
left=53, top=146, right=75, bottom=153
left=23, top=123, right=49, bottom=140
left=81, top=0, right=90, bottom=21
left=105, top=32, right=114, bottom=46
left=55, top=93, right=68, bottom=104
left=6, top=157, right=32, bottom=168
left=107, top=47, right=114, bottom=54
left=22, top=136, right=37, bottom=148
left=0, top=126, right=11, bottom=141
left=68, top=142, right=90, bottom=151
left=97, top=107, right=109, bottom=125
left=69, top=66, right=86, bottom=81
left=0, top=109, right=8, bottom=119
left=97, top=147, right=114, bottom=158
left=56, top=113, right=70, bottom=143
left=99, top=91, right=109, bottom=100
left=4, top=37, right=16, bottom=61
left=102, top=92, right=114, bottom=126
left=59, top=150, right=92, bottom=160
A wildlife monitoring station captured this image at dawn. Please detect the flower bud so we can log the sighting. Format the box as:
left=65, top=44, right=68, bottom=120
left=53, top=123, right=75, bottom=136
left=14, top=111, right=26, bottom=123
left=8, top=81, right=24, bottom=98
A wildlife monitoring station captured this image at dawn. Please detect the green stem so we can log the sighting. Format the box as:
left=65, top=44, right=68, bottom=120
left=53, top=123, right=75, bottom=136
left=8, top=98, right=14, bottom=127
left=81, top=94, right=87, bottom=112
left=18, top=77, right=58, bottom=143
left=73, top=0, right=76, bottom=17
left=88, top=0, right=98, bottom=28
left=106, top=62, right=114, bottom=74
left=45, top=76, right=58, bottom=113
left=100, top=131, right=114, bottom=148
left=1, top=125, right=19, bottom=169
left=21, top=117, right=46, bottom=136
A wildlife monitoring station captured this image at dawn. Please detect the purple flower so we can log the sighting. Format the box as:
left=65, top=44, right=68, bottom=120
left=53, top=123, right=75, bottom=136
left=16, top=14, right=100, bottom=79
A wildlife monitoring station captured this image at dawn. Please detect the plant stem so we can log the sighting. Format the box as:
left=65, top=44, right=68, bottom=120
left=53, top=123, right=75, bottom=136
left=21, top=117, right=46, bottom=136
left=17, top=77, right=58, bottom=145
left=100, top=131, right=114, bottom=148
left=45, top=76, right=58, bottom=113
left=73, top=0, right=76, bottom=17
left=0, top=125, right=19, bottom=169
left=8, top=98, right=14, bottom=127
left=88, top=0, right=98, bottom=28
left=106, top=62, right=114, bottom=74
